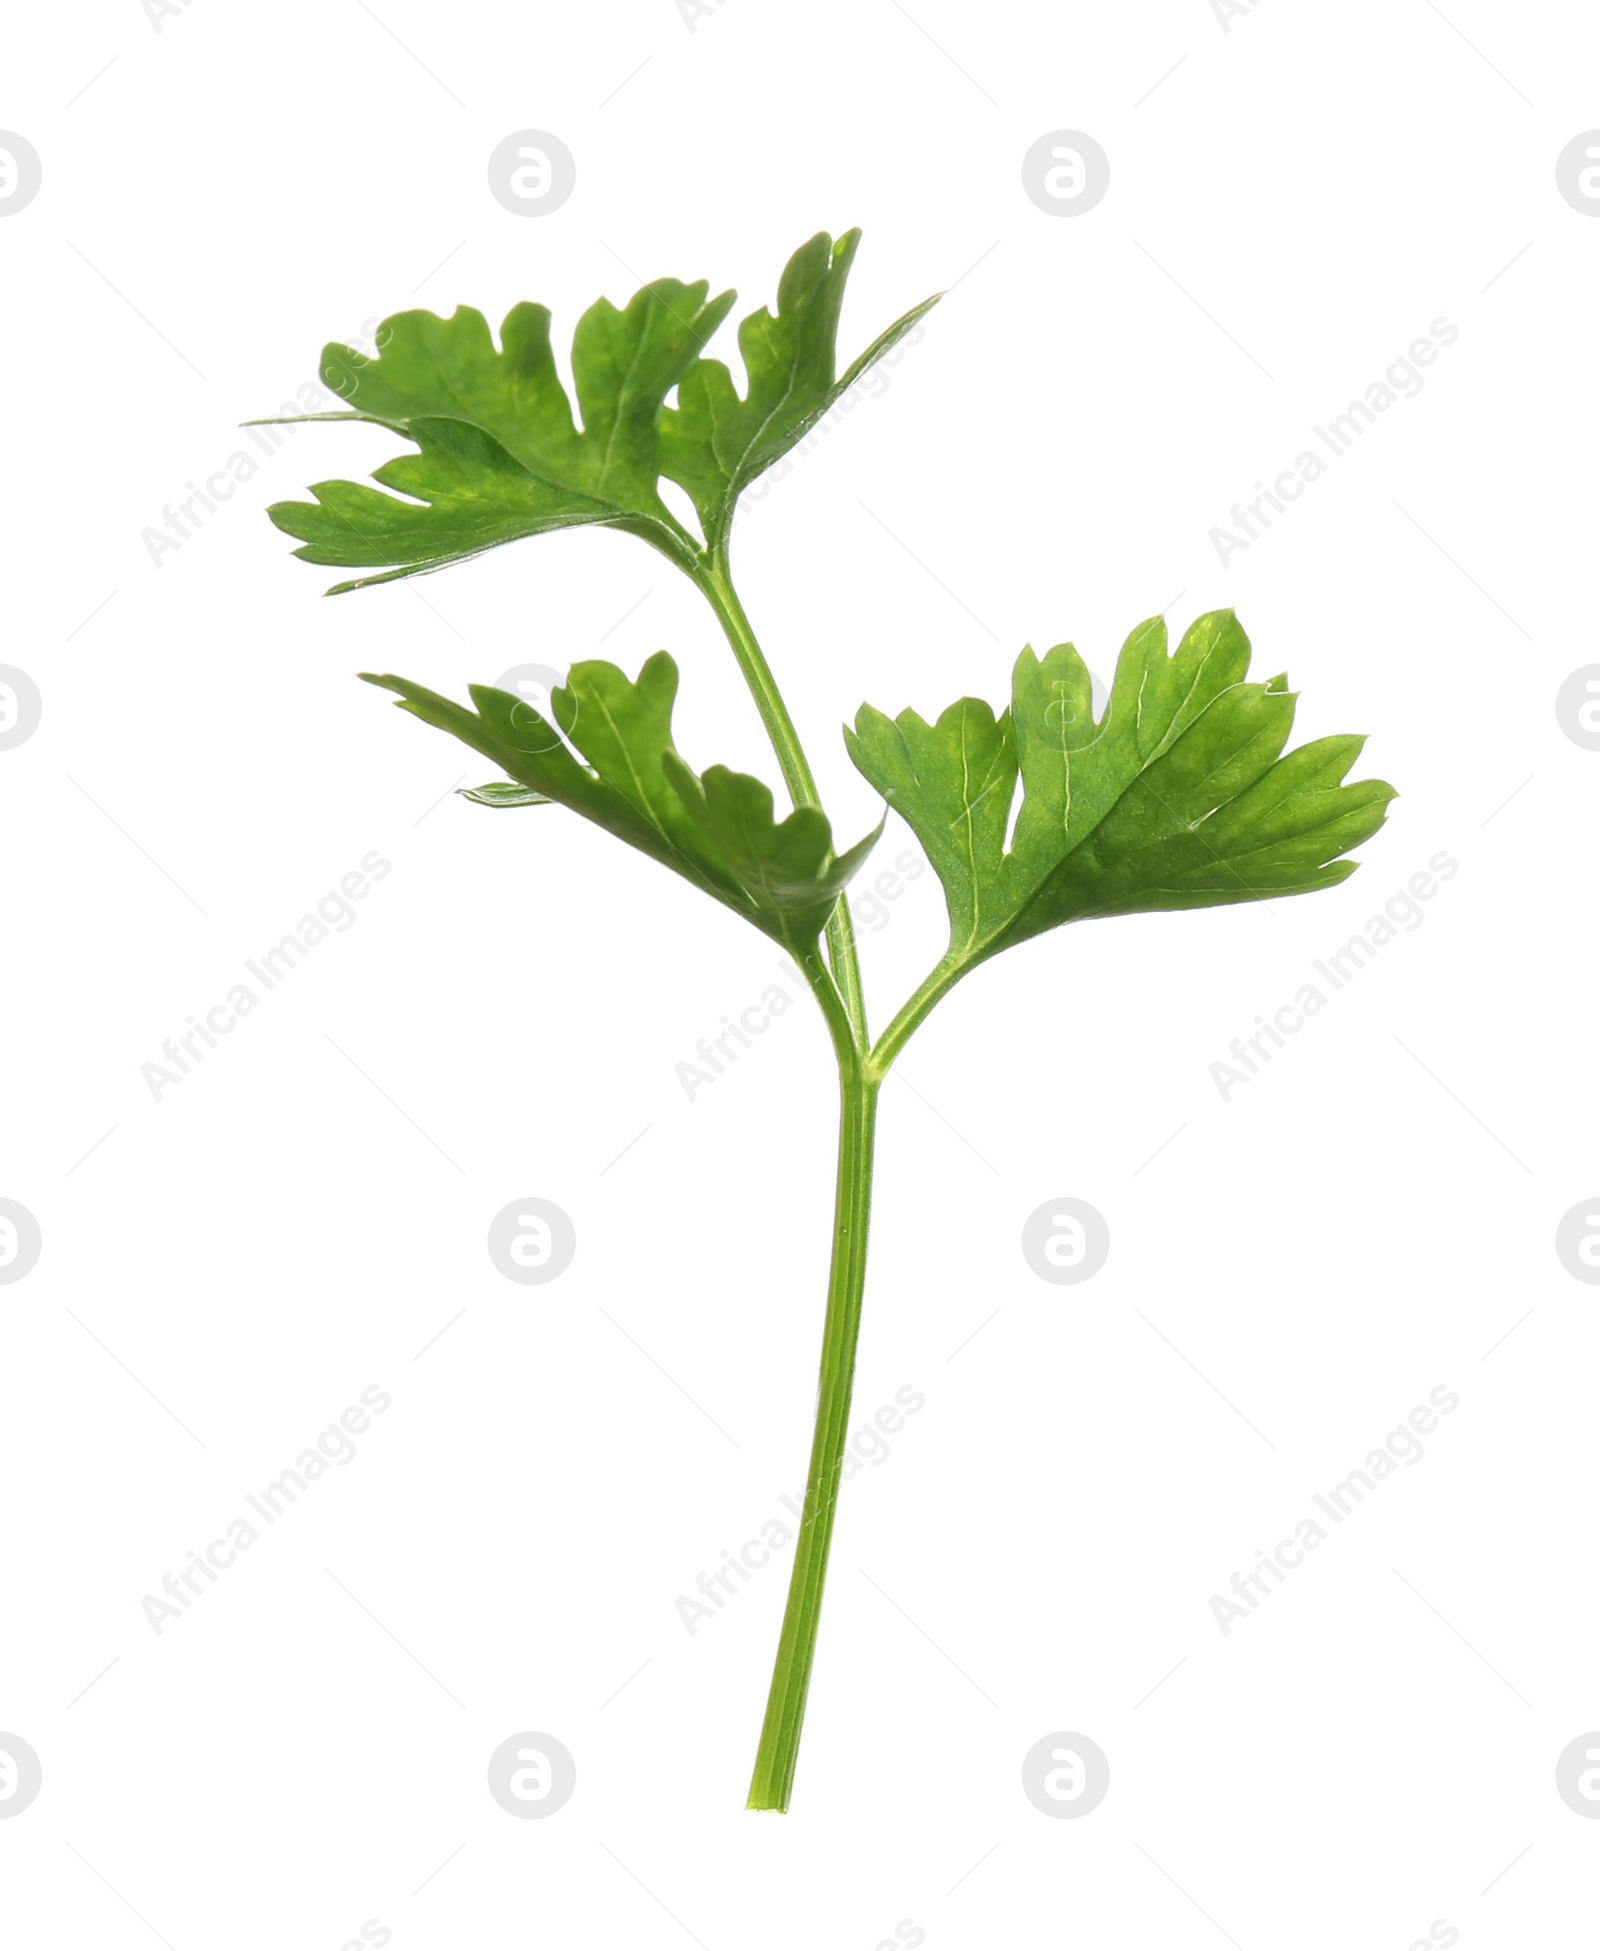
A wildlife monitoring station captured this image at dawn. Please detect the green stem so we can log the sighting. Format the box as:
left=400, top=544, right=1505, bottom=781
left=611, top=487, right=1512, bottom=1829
left=747, top=1063, right=878, bottom=1811
left=870, top=951, right=968, bottom=1074
left=687, top=546, right=885, bottom=1810
left=693, top=551, right=869, bottom=1047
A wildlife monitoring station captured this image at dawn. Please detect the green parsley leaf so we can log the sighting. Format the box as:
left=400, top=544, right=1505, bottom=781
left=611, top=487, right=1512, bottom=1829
left=846, top=609, right=1395, bottom=973
left=659, top=229, right=939, bottom=553
left=259, top=232, right=936, bottom=592
left=364, top=653, right=879, bottom=955
left=459, top=780, right=550, bottom=808
left=261, top=279, right=737, bottom=591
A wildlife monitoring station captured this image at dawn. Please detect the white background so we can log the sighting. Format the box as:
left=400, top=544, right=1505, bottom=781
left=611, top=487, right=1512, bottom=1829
left=2, top=2, right=1596, bottom=1946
